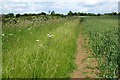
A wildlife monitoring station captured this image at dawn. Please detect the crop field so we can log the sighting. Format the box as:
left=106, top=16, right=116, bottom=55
left=2, top=16, right=119, bottom=78
left=82, top=16, right=118, bottom=78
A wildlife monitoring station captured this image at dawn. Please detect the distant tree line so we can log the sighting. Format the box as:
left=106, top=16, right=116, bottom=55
left=67, top=11, right=118, bottom=16
left=1, top=11, right=119, bottom=18
left=67, top=11, right=99, bottom=16
left=104, top=12, right=118, bottom=16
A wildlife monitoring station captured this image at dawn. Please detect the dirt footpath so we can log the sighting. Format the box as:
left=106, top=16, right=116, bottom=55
left=71, top=34, right=99, bottom=78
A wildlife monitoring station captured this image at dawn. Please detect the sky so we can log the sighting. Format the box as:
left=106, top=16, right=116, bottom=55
left=0, top=0, right=120, bottom=14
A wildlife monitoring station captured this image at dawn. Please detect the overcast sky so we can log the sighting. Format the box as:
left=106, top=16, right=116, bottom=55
left=0, top=0, right=119, bottom=14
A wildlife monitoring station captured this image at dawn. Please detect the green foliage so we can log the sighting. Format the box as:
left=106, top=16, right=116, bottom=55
left=97, top=13, right=100, bottom=16
left=5, top=13, right=14, bottom=18
left=104, top=12, right=117, bottom=16
left=16, top=14, right=21, bottom=18
left=67, top=11, right=73, bottom=16
left=2, top=16, right=80, bottom=78
left=40, top=12, right=46, bottom=15
left=51, top=11, right=55, bottom=16
left=2, top=14, right=119, bottom=78
left=1, top=11, right=118, bottom=20
left=82, top=16, right=118, bottom=78
left=0, top=20, right=2, bottom=79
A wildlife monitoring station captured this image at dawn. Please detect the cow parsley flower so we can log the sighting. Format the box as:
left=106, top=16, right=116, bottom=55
left=47, top=34, right=54, bottom=38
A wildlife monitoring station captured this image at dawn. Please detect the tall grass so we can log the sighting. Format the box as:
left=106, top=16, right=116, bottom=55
left=2, top=17, right=80, bottom=78
left=82, top=16, right=118, bottom=78
left=0, top=15, right=2, bottom=79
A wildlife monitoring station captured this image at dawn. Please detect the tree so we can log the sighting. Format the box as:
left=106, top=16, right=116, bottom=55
left=104, top=12, right=117, bottom=16
left=113, top=12, right=117, bottom=15
left=6, top=13, right=14, bottom=18
left=48, top=11, right=51, bottom=15
left=87, top=13, right=92, bottom=16
left=29, top=13, right=36, bottom=16
left=16, top=14, right=21, bottom=18
left=41, top=12, right=46, bottom=15
left=97, top=13, right=101, bottom=16
left=51, top=11, right=55, bottom=16
left=73, top=12, right=77, bottom=15
left=23, top=13, right=29, bottom=16
left=77, top=12, right=81, bottom=16
left=80, top=12, right=84, bottom=16
left=67, top=11, right=73, bottom=16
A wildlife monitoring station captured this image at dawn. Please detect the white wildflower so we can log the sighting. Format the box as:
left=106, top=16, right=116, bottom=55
left=47, top=34, right=50, bottom=36
left=28, top=28, right=31, bottom=30
left=9, top=33, right=13, bottom=36
left=18, top=30, right=21, bottom=32
left=17, top=20, right=19, bottom=23
left=36, top=40, right=40, bottom=42
left=48, top=35, right=52, bottom=38
left=51, top=35, right=54, bottom=37
left=47, top=34, right=54, bottom=38
left=2, top=34, right=4, bottom=36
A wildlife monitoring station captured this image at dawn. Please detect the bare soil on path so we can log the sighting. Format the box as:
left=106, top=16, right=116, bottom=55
left=71, top=27, right=99, bottom=78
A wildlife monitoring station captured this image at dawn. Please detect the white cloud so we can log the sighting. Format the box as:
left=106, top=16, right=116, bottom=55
left=1, top=0, right=119, bottom=2
left=15, top=3, right=27, bottom=7
left=14, top=8, right=23, bottom=11
left=1, top=0, right=119, bottom=14
left=86, top=2, right=118, bottom=13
